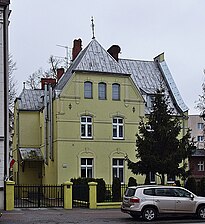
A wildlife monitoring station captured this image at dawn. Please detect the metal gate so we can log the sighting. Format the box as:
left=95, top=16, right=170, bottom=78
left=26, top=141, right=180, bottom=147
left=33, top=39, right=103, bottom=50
left=72, top=184, right=89, bottom=208
left=14, top=185, right=64, bottom=208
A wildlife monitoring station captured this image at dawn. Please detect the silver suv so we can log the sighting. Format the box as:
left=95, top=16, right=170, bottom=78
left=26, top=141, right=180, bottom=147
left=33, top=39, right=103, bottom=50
left=121, top=185, right=205, bottom=221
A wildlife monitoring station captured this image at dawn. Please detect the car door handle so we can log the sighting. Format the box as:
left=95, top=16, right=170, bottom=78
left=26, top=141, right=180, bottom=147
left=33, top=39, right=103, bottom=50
left=155, top=200, right=160, bottom=202
left=176, top=200, right=181, bottom=203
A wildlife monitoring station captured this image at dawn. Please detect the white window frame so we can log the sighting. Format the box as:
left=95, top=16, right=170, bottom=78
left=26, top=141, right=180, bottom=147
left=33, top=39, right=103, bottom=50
left=198, top=161, right=205, bottom=171
left=112, top=117, right=124, bottom=139
left=112, top=158, right=124, bottom=183
left=81, top=158, right=93, bottom=178
left=81, top=116, right=92, bottom=138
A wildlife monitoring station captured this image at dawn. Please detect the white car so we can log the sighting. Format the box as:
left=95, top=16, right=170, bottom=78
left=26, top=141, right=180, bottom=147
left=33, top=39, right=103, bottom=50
left=121, top=185, right=205, bottom=221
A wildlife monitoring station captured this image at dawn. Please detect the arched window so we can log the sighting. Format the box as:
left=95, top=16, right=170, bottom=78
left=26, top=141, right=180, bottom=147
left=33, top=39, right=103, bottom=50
left=84, top=81, right=93, bottom=99
left=112, top=83, right=120, bottom=100
left=98, top=82, right=106, bottom=100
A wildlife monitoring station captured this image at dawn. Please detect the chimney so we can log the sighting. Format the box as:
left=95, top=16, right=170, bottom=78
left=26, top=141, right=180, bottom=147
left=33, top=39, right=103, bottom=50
left=41, top=78, right=56, bottom=90
left=72, top=38, right=82, bottom=61
left=107, top=45, right=121, bottom=62
left=57, top=68, right=64, bottom=81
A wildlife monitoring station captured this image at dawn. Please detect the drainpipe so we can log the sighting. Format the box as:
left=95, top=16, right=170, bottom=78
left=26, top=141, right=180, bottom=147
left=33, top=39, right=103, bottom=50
left=2, top=2, right=10, bottom=210
left=44, top=84, right=48, bottom=164
left=48, top=84, right=53, bottom=160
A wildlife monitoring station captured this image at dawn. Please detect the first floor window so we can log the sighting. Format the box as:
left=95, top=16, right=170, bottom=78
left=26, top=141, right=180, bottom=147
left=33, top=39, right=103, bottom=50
left=81, top=116, right=92, bottom=138
left=113, top=158, right=124, bottom=183
left=198, top=161, right=204, bottom=171
left=113, top=117, right=124, bottom=139
left=81, top=158, right=93, bottom=178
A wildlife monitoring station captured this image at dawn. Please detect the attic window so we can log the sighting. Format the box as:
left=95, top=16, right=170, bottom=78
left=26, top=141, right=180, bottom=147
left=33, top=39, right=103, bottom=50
left=84, top=81, right=93, bottom=99
left=112, top=83, right=120, bottom=100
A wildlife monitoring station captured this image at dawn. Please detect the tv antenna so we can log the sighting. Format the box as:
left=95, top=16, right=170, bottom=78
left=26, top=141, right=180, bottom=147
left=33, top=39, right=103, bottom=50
left=56, top=44, right=70, bottom=68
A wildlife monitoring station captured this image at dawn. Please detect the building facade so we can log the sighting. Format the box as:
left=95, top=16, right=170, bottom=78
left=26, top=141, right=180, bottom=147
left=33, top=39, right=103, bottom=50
left=0, top=0, right=10, bottom=209
left=188, top=115, right=205, bottom=181
left=12, top=38, right=189, bottom=186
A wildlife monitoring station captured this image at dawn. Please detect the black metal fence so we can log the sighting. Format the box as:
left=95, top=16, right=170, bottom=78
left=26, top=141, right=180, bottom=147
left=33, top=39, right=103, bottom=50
left=72, top=184, right=89, bottom=208
left=103, top=184, right=127, bottom=202
left=14, top=185, right=64, bottom=208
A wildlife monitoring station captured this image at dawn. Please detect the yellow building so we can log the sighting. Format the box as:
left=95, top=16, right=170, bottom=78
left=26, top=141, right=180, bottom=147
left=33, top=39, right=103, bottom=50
left=12, top=38, right=188, bottom=185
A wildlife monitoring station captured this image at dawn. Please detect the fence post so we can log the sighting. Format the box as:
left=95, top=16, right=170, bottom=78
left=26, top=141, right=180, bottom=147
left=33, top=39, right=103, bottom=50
left=5, top=181, right=15, bottom=211
left=63, top=181, right=73, bottom=209
left=88, top=182, right=97, bottom=209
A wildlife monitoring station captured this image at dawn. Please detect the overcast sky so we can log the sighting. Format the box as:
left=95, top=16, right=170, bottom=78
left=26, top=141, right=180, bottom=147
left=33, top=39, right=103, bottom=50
left=9, top=0, right=205, bottom=114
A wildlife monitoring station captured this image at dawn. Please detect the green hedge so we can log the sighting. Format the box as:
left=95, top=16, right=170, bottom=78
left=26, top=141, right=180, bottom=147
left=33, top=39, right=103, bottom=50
left=70, top=177, right=106, bottom=202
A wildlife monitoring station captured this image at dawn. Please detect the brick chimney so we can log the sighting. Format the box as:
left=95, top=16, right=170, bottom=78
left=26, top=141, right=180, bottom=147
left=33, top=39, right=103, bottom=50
left=41, top=78, right=56, bottom=90
left=107, top=45, right=121, bottom=62
left=72, top=38, right=82, bottom=61
left=57, top=68, right=64, bottom=81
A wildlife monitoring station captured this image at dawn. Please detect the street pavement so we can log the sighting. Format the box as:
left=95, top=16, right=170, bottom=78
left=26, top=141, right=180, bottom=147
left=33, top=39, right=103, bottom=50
left=1, top=208, right=205, bottom=224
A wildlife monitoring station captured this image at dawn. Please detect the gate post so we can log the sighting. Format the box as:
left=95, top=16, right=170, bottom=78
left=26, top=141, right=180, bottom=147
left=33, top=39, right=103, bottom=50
left=5, top=181, right=15, bottom=211
left=88, top=182, right=97, bottom=209
left=63, top=181, right=73, bottom=209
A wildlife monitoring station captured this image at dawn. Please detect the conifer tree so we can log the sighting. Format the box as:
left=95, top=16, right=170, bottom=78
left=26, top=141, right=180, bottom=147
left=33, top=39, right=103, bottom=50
left=126, top=89, right=194, bottom=185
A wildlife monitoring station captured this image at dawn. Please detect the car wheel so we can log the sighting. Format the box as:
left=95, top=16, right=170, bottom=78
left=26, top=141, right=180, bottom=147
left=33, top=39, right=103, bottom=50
left=142, top=207, right=157, bottom=221
left=197, top=206, right=205, bottom=219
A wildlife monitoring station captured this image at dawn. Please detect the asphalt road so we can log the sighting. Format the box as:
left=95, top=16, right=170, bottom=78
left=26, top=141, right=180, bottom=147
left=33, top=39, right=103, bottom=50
left=1, top=208, right=205, bottom=224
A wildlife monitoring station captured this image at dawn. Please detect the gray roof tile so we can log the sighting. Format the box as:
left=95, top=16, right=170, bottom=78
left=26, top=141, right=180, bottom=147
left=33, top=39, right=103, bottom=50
left=18, top=89, right=44, bottom=110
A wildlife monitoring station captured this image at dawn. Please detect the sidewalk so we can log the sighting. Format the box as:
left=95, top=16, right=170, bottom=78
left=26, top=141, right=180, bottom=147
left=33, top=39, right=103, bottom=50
left=0, top=208, right=127, bottom=224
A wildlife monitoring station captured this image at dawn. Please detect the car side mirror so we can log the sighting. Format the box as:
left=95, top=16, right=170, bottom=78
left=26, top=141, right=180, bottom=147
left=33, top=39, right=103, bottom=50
left=190, top=194, right=194, bottom=200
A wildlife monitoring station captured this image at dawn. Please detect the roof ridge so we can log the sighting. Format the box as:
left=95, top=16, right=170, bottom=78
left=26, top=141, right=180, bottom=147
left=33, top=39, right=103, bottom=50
left=74, top=38, right=129, bottom=75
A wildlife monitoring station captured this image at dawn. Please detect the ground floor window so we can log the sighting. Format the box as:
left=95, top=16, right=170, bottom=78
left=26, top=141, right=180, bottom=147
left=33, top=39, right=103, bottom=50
left=81, top=158, right=93, bottom=178
left=112, top=158, right=124, bottom=183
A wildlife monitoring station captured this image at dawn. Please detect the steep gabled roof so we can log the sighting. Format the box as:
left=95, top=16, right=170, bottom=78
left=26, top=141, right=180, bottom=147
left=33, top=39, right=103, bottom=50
left=119, top=58, right=188, bottom=113
left=55, top=38, right=188, bottom=113
left=17, top=89, right=44, bottom=111
left=55, top=39, right=129, bottom=91
left=18, top=38, right=188, bottom=114
left=74, top=39, right=129, bottom=75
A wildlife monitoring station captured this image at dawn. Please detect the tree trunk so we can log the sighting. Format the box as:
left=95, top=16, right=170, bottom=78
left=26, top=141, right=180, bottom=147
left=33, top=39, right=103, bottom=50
left=161, top=174, right=165, bottom=185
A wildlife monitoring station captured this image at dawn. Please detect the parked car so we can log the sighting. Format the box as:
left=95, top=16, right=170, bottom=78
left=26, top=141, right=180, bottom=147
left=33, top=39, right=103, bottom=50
left=121, top=185, right=205, bottom=221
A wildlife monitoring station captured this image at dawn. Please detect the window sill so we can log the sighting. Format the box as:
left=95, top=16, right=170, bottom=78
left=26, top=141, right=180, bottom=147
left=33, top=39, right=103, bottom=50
left=81, top=137, right=93, bottom=140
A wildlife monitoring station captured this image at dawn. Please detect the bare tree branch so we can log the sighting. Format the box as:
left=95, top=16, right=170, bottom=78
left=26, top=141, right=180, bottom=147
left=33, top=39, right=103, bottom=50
left=8, top=54, right=17, bottom=110
left=25, top=55, right=64, bottom=89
